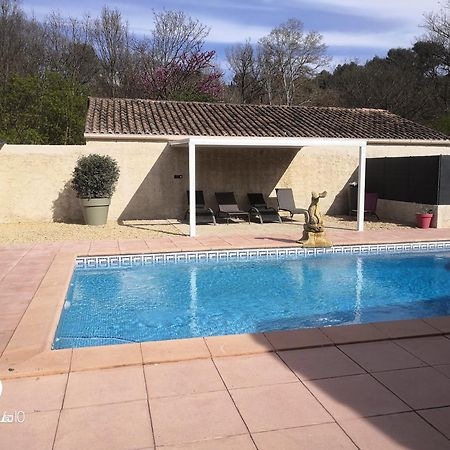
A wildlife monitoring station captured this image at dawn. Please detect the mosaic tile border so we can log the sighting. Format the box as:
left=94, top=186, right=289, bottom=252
left=75, top=240, right=450, bottom=269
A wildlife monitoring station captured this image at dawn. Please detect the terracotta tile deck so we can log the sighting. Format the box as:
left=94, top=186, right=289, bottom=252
left=213, top=353, right=298, bottom=389
left=151, top=390, right=248, bottom=446
left=339, top=412, right=450, bottom=450
left=252, top=422, right=358, bottom=450
left=418, top=407, right=450, bottom=440
left=278, top=346, right=365, bottom=380
left=54, top=400, right=153, bottom=450
left=338, top=341, right=427, bottom=373
left=144, top=359, right=226, bottom=398
left=373, top=367, right=450, bottom=410
left=1, top=228, right=450, bottom=448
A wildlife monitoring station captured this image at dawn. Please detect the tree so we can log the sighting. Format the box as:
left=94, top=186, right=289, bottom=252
left=413, top=41, right=450, bottom=77
left=138, top=10, right=223, bottom=101
left=150, top=10, right=209, bottom=67
left=258, top=19, right=328, bottom=105
left=0, top=72, right=87, bottom=144
left=142, top=50, right=223, bottom=101
left=0, top=0, right=44, bottom=82
left=421, top=3, right=450, bottom=119
left=327, top=47, right=444, bottom=123
left=91, top=7, right=131, bottom=97
left=226, top=41, right=263, bottom=103
left=423, top=1, right=450, bottom=47
left=43, top=13, right=99, bottom=86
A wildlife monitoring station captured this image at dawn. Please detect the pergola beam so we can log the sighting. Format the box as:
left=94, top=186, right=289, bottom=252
left=171, top=136, right=367, bottom=148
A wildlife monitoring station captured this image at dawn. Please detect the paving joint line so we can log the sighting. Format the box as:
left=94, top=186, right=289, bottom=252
left=52, top=350, right=72, bottom=450
left=207, top=346, right=260, bottom=450
left=272, top=344, right=362, bottom=449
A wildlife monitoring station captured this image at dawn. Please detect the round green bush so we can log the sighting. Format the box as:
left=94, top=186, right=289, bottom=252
left=71, top=154, right=120, bottom=199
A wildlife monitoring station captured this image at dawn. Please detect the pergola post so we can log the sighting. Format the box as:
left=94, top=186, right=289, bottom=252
left=189, top=140, right=196, bottom=237
left=357, top=143, right=367, bottom=232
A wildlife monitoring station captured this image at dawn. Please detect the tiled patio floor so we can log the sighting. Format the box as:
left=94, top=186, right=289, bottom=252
left=1, top=227, right=450, bottom=449
left=1, top=334, right=450, bottom=449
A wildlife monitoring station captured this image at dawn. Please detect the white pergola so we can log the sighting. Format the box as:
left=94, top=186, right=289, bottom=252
left=170, top=136, right=368, bottom=237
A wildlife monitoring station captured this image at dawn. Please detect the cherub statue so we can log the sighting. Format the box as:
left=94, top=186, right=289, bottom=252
left=297, top=190, right=332, bottom=247
left=305, top=191, right=327, bottom=233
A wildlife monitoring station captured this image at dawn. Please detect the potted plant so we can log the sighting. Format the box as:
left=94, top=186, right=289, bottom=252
left=416, top=208, right=434, bottom=229
left=71, top=154, right=120, bottom=225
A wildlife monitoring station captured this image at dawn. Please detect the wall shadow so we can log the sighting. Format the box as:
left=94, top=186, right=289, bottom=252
left=327, top=168, right=358, bottom=215
left=52, top=181, right=84, bottom=223
left=251, top=300, right=450, bottom=449
left=256, top=297, right=450, bottom=333
left=51, top=146, right=360, bottom=224
left=118, top=146, right=299, bottom=221
left=119, top=145, right=187, bottom=221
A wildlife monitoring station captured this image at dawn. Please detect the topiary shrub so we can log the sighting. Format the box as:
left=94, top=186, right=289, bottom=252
left=71, top=154, right=120, bottom=199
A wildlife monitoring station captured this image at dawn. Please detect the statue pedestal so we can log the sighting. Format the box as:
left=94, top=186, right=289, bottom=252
left=297, top=230, right=332, bottom=248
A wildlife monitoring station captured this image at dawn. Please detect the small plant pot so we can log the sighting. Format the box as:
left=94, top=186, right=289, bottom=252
left=416, top=213, right=433, bottom=229
left=80, top=198, right=111, bottom=225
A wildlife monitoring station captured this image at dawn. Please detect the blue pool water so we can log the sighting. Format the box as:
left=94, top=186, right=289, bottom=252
left=53, top=250, right=450, bottom=349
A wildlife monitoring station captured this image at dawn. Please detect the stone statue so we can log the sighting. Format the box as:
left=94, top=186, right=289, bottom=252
left=297, top=191, right=333, bottom=247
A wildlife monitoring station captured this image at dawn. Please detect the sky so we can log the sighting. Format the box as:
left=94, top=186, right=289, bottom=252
left=22, top=0, right=443, bottom=74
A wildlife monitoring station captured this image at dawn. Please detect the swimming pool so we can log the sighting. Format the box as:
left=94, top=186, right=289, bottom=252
left=53, top=244, right=450, bottom=349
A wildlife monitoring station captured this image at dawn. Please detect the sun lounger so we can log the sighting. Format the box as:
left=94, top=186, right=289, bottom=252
left=215, top=192, right=250, bottom=224
left=185, top=191, right=216, bottom=225
left=276, top=188, right=309, bottom=221
left=247, top=193, right=282, bottom=224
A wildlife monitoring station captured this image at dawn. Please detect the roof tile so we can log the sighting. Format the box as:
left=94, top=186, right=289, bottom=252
left=85, top=97, right=449, bottom=141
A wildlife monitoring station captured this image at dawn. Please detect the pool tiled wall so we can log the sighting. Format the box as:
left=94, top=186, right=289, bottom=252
left=75, top=241, right=450, bottom=270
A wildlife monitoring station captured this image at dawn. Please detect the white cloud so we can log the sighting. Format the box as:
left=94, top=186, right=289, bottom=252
left=290, top=0, right=440, bottom=24
left=198, top=16, right=271, bottom=43
left=22, top=0, right=439, bottom=54
left=200, top=16, right=417, bottom=50
left=323, top=29, right=414, bottom=49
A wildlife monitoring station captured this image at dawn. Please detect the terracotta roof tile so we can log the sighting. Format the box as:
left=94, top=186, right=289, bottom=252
left=85, top=97, right=449, bottom=141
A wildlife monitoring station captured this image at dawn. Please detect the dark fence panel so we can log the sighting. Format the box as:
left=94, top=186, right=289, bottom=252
left=366, top=156, right=441, bottom=205
left=439, top=156, right=450, bottom=205
left=365, top=158, right=385, bottom=197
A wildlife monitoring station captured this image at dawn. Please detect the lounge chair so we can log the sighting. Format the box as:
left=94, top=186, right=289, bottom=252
left=276, top=188, right=309, bottom=222
left=184, top=191, right=216, bottom=225
left=215, top=192, right=250, bottom=224
left=247, top=193, right=282, bottom=224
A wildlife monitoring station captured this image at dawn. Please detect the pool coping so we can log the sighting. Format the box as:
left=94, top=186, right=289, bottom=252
left=1, top=240, right=450, bottom=379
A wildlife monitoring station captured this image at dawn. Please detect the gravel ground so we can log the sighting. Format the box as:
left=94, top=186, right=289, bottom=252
left=0, top=216, right=412, bottom=246
left=325, top=215, right=412, bottom=230
left=0, top=221, right=175, bottom=245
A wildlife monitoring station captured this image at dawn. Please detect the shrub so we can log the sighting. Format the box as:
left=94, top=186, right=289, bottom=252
left=0, top=72, right=87, bottom=145
left=71, top=154, right=120, bottom=199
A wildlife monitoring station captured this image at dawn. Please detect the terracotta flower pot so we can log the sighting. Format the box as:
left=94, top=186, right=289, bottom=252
left=415, top=213, right=433, bottom=229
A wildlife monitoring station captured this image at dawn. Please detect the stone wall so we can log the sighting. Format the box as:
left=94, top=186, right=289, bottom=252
left=1, top=140, right=450, bottom=225
left=377, top=199, right=450, bottom=228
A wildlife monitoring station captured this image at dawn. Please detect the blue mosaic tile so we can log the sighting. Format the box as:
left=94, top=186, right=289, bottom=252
left=74, top=241, right=450, bottom=269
